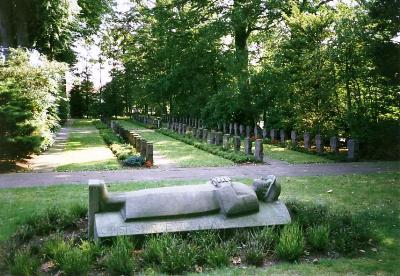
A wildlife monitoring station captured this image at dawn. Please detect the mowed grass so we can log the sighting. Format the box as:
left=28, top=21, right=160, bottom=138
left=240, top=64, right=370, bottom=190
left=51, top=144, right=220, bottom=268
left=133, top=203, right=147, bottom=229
left=264, top=144, right=333, bottom=164
left=0, top=172, right=398, bottom=275
left=55, top=119, right=120, bottom=171
left=118, top=120, right=233, bottom=167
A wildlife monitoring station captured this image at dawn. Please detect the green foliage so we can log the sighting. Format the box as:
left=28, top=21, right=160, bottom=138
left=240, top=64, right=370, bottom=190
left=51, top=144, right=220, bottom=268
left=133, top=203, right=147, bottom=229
left=97, top=1, right=399, bottom=161
left=9, top=249, right=40, bottom=276
left=276, top=223, right=305, bottom=262
left=13, top=205, right=84, bottom=240
left=143, top=234, right=197, bottom=274
left=158, top=129, right=257, bottom=163
left=206, top=247, right=230, bottom=268
left=287, top=200, right=376, bottom=255
left=105, top=236, right=135, bottom=275
left=59, top=247, right=91, bottom=276
left=123, top=156, right=145, bottom=167
left=158, top=235, right=197, bottom=274
left=42, top=235, right=70, bottom=261
left=244, top=240, right=265, bottom=267
left=307, top=225, right=330, bottom=252
left=0, top=49, right=67, bottom=160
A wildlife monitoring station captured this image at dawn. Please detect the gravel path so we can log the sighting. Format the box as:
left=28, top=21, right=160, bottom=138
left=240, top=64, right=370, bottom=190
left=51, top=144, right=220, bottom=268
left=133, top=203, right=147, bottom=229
left=0, top=161, right=398, bottom=188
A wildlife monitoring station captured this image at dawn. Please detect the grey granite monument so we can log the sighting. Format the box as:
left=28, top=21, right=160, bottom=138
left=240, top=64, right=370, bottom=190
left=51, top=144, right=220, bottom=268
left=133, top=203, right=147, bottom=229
left=89, top=176, right=291, bottom=240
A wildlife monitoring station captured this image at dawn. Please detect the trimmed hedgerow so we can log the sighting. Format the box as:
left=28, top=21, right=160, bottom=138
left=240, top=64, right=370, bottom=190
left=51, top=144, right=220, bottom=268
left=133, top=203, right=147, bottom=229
left=157, top=128, right=257, bottom=163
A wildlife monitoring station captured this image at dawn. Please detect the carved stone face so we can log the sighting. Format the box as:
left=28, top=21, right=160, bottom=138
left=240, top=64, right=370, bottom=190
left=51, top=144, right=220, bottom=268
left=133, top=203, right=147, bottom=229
left=252, top=175, right=281, bottom=202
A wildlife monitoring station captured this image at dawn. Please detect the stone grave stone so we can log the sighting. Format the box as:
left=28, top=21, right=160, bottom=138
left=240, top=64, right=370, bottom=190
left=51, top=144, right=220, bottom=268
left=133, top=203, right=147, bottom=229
left=140, top=139, right=147, bottom=157
left=215, top=132, right=223, bottom=146
left=280, top=129, right=285, bottom=143
left=347, top=139, right=359, bottom=160
left=262, top=128, right=267, bottom=139
left=197, top=128, right=203, bottom=139
left=244, top=138, right=252, bottom=155
left=291, top=131, right=297, bottom=145
left=246, top=125, right=251, bottom=138
left=223, top=134, right=231, bottom=150
left=330, top=136, right=339, bottom=154
left=146, top=143, right=153, bottom=164
left=203, top=129, right=208, bottom=143
left=233, top=136, right=241, bottom=151
left=315, top=134, right=323, bottom=153
left=270, top=129, right=276, bottom=142
left=304, top=132, right=310, bottom=149
left=254, top=139, right=264, bottom=162
left=89, top=176, right=291, bottom=240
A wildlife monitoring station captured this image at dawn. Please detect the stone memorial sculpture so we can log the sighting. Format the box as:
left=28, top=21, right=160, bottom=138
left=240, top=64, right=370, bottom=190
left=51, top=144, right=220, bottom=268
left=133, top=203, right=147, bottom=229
left=89, top=176, right=290, bottom=240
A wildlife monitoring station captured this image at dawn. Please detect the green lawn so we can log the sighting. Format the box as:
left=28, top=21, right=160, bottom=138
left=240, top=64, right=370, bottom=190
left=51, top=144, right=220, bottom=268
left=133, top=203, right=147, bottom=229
left=55, top=119, right=120, bottom=171
left=264, top=144, right=333, bottom=164
left=118, top=120, right=234, bottom=167
left=0, top=172, right=398, bottom=275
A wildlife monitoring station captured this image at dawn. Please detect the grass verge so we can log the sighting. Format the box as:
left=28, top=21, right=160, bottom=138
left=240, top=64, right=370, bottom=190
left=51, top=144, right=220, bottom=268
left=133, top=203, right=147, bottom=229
left=263, top=143, right=334, bottom=164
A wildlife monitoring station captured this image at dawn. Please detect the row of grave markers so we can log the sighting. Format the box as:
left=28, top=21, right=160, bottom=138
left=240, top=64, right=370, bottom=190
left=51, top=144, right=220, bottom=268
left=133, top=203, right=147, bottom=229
left=166, top=120, right=264, bottom=162
left=108, top=120, right=154, bottom=164
left=133, top=114, right=360, bottom=160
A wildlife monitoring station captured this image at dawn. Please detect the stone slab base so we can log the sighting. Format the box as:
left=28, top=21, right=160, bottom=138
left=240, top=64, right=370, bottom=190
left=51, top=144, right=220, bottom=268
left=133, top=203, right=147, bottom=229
left=94, top=200, right=290, bottom=239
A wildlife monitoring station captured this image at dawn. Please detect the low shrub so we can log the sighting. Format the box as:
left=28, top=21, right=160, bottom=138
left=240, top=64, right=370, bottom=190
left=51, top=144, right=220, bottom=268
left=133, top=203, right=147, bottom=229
left=79, top=240, right=103, bottom=262
left=123, top=156, right=145, bottom=167
left=276, top=223, right=305, bottom=262
left=244, top=240, right=265, bottom=266
left=329, top=211, right=374, bottom=254
left=307, top=225, right=330, bottom=252
left=42, top=235, right=70, bottom=261
left=158, top=235, right=197, bottom=274
left=12, top=224, right=35, bottom=244
left=9, top=249, right=40, bottom=276
left=59, top=247, right=90, bottom=276
left=188, top=230, right=220, bottom=265
left=22, top=207, right=75, bottom=237
left=143, top=234, right=197, bottom=274
left=286, top=200, right=330, bottom=228
left=142, top=235, right=165, bottom=265
left=157, top=129, right=257, bottom=163
left=69, top=203, right=87, bottom=220
left=105, top=236, right=136, bottom=275
left=206, top=247, right=230, bottom=268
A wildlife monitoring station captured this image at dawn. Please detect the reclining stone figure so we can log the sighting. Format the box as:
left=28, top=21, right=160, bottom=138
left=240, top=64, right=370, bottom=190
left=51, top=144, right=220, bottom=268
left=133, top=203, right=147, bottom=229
left=89, top=176, right=288, bottom=240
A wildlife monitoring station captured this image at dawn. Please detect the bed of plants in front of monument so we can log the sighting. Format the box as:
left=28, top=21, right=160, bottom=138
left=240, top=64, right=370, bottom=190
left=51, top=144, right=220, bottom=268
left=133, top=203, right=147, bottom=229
left=157, top=128, right=257, bottom=163
left=93, top=120, right=145, bottom=167
left=0, top=201, right=379, bottom=276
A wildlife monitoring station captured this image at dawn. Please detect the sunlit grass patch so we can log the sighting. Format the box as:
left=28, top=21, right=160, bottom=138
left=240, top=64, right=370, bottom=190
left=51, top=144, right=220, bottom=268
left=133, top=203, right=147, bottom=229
left=264, top=144, right=333, bottom=164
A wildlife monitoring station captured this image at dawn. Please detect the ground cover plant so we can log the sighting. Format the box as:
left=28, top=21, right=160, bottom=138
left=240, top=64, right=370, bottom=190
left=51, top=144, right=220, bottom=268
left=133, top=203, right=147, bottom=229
left=157, top=128, right=257, bottom=163
left=117, top=120, right=234, bottom=167
left=0, top=172, right=398, bottom=275
left=55, top=120, right=120, bottom=172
